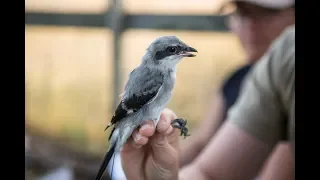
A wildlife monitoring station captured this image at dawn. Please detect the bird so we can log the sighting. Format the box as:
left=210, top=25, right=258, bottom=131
left=94, top=36, right=197, bottom=180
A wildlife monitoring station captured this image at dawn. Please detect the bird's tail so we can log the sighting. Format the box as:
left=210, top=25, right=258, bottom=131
left=94, top=143, right=116, bottom=180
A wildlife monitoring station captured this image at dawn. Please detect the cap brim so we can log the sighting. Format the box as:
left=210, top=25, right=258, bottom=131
left=213, top=0, right=294, bottom=15
left=239, top=0, right=294, bottom=9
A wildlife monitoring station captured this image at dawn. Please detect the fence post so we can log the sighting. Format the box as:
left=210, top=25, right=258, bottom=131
left=109, top=0, right=125, bottom=111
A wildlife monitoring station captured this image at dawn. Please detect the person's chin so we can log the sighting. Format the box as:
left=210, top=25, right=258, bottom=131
left=245, top=49, right=264, bottom=62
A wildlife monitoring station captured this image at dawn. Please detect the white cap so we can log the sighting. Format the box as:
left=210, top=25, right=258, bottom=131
left=213, top=0, right=294, bottom=14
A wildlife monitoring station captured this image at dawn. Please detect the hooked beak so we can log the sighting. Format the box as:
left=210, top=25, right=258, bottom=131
left=180, top=46, right=198, bottom=57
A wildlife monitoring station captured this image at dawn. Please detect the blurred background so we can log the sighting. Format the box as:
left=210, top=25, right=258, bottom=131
left=25, top=0, right=246, bottom=179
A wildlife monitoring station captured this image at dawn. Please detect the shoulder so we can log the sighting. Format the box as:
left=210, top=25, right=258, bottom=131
left=227, top=26, right=295, bottom=145
left=270, top=25, right=295, bottom=78
left=252, top=25, right=295, bottom=108
left=267, top=25, right=295, bottom=70
left=267, top=25, right=295, bottom=111
left=262, top=25, right=295, bottom=74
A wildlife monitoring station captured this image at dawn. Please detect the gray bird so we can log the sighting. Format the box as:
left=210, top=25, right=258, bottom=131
left=94, top=36, right=197, bottom=180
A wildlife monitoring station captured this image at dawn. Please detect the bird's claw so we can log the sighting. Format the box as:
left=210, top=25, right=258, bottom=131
left=171, top=118, right=190, bottom=138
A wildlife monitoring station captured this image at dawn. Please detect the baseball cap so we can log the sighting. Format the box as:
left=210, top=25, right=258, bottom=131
left=213, top=0, right=295, bottom=14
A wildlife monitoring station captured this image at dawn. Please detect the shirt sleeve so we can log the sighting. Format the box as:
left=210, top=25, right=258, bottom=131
left=227, top=25, right=295, bottom=147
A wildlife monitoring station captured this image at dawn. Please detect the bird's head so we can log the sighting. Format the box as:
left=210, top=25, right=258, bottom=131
left=144, top=36, right=198, bottom=67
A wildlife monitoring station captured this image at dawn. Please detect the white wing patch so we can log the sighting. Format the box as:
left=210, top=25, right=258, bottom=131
left=145, top=85, right=163, bottom=106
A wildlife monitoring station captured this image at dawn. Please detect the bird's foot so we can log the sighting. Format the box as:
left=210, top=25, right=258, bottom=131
left=171, top=118, right=190, bottom=139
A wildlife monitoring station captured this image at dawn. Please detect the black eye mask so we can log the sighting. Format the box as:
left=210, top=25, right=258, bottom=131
left=154, top=45, right=182, bottom=60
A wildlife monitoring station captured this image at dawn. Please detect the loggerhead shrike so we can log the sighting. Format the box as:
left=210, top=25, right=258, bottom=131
left=94, top=36, right=197, bottom=180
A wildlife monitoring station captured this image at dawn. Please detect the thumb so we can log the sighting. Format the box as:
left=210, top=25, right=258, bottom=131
left=150, top=109, right=175, bottom=147
left=149, top=111, right=178, bottom=165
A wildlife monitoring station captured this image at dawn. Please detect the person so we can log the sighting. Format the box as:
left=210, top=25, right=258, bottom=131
left=179, top=0, right=295, bottom=179
left=121, top=22, right=295, bottom=180
left=108, top=0, right=295, bottom=179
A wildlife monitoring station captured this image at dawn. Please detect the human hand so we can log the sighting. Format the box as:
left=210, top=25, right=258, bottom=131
left=121, top=108, right=181, bottom=180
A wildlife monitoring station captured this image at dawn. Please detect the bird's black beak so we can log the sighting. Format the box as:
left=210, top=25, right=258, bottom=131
left=181, top=46, right=198, bottom=57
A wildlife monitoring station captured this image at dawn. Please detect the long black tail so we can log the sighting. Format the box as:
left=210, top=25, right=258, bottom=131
left=94, top=143, right=116, bottom=180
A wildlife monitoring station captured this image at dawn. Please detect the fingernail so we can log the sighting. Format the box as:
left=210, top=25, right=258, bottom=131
left=156, top=119, right=168, bottom=132
left=134, top=133, right=142, bottom=141
left=158, top=119, right=167, bottom=127
left=140, top=123, right=152, bottom=131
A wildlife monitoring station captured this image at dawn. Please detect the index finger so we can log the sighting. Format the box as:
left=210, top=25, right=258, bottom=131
left=139, top=121, right=155, bottom=137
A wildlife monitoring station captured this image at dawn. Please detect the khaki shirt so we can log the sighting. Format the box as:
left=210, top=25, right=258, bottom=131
left=227, top=25, right=295, bottom=156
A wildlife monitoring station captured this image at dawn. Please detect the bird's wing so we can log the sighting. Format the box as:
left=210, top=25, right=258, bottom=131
left=118, top=68, right=136, bottom=99
left=106, top=67, right=164, bottom=130
left=111, top=83, right=163, bottom=124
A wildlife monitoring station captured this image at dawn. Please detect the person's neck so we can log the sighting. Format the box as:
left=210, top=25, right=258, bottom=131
left=247, top=56, right=262, bottom=64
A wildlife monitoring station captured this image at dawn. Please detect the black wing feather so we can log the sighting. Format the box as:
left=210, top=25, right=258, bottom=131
left=111, top=83, right=162, bottom=125
left=105, top=68, right=164, bottom=137
left=106, top=84, right=162, bottom=140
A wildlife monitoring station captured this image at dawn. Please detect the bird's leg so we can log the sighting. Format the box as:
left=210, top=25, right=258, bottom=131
left=171, top=118, right=190, bottom=138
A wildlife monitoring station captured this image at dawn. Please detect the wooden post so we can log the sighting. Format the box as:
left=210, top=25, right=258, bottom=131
left=109, top=0, right=124, bottom=111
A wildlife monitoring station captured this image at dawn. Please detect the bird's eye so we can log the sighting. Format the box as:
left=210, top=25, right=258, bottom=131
left=168, top=46, right=177, bottom=53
